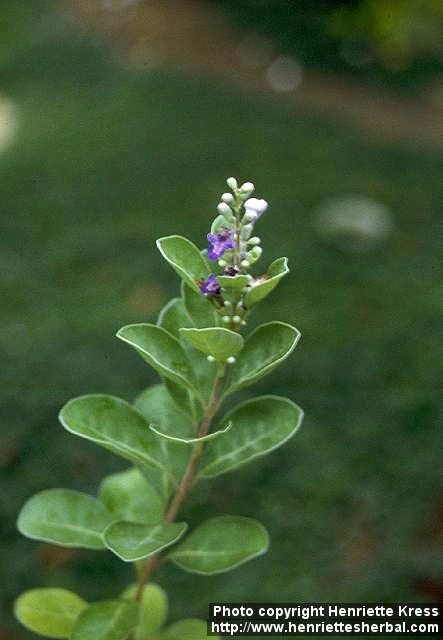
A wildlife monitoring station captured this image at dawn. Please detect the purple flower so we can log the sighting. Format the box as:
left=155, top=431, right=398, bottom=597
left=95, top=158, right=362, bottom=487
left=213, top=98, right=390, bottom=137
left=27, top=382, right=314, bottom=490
left=207, top=227, right=234, bottom=261
left=199, top=274, right=221, bottom=297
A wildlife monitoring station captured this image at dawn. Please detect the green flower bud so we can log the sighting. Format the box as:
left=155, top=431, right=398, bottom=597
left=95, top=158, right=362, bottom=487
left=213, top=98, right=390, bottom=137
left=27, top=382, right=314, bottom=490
left=217, top=202, right=231, bottom=215
left=221, top=192, right=234, bottom=204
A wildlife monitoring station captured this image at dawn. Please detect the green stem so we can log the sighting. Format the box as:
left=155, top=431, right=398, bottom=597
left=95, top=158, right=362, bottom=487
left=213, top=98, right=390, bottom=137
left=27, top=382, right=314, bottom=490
left=134, top=374, right=225, bottom=601
left=233, top=203, right=242, bottom=271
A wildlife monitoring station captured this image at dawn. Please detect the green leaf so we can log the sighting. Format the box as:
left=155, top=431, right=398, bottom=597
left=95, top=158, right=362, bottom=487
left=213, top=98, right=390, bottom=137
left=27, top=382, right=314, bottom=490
left=169, top=516, right=269, bottom=575
left=117, top=324, right=196, bottom=393
left=226, top=321, right=301, bottom=393
left=134, top=385, right=193, bottom=496
left=217, top=274, right=250, bottom=290
left=157, top=235, right=209, bottom=292
left=157, top=298, right=192, bottom=339
left=59, top=395, right=173, bottom=478
left=104, top=521, right=187, bottom=562
left=134, top=384, right=195, bottom=439
left=17, top=489, right=112, bottom=549
left=181, top=282, right=218, bottom=328
left=71, top=601, right=138, bottom=640
left=164, top=379, right=195, bottom=420
left=199, top=396, right=303, bottom=478
left=163, top=619, right=218, bottom=640
left=244, top=257, right=289, bottom=306
left=149, top=421, right=231, bottom=444
left=180, top=328, right=244, bottom=362
left=122, top=584, right=168, bottom=638
left=187, top=345, right=217, bottom=407
left=14, top=589, right=87, bottom=639
left=99, top=468, right=164, bottom=524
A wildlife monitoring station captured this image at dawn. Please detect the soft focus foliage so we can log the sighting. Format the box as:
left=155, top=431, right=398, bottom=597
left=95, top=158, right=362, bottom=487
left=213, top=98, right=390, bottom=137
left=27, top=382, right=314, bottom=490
left=216, top=0, right=443, bottom=90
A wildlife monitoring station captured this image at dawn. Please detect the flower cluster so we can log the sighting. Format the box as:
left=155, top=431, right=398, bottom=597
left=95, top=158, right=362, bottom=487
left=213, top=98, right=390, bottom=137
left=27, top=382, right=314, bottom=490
left=199, top=178, right=269, bottom=329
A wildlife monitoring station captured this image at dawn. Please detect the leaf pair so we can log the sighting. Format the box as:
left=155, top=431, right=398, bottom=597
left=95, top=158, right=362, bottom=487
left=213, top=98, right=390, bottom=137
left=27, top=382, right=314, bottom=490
left=15, top=585, right=218, bottom=640
left=119, top=319, right=300, bottom=389
left=17, top=486, right=270, bottom=574
left=16, top=473, right=184, bottom=563
left=157, top=235, right=289, bottom=307
left=60, top=389, right=303, bottom=481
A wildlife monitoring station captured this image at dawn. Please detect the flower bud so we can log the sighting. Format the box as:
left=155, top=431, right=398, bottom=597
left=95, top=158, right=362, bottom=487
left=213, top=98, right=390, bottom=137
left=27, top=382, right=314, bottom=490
left=226, top=177, right=238, bottom=190
left=241, top=259, right=250, bottom=269
left=226, top=356, right=236, bottom=364
left=218, top=259, right=227, bottom=268
left=240, top=181, right=255, bottom=194
left=248, top=246, right=263, bottom=264
left=207, top=355, right=215, bottom=363
left=241, top=320, right=247, bottom=326
left=240, top=223, right=253, bottom=240
left=222, top=315, right=231, bottom=324
left=217, top=202, right=231, bottom=215
left=232, top=315, right=241, bottom=324
left=248, top=236, right=261, bottom=245
left=221, top=192, right=234, bottom=204
left=223, top=300, right=232, bottom=308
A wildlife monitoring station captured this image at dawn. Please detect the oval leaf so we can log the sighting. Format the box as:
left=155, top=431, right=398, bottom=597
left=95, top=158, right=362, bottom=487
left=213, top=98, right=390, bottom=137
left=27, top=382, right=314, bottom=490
left=244, top=257, right=289, bottom=306
left=17, top=489, right=112, bottom=549
left=104, top=521, right=187, bottom=562
left=163, top=618, right=218, bottom=640
left=169, top=516, right=269, bottom=575
left=99, top=468, right=164, bottom=524
left=117, top=324, right=196, bottom=393
left=180, top=328, right=244, bottom=362
left=199, top=396, right=303, bottom=478
left=59, top=395, right=173, bottom=478
left=14, top=588, right=87, bottom=639
left=149, top=421, right=231, bottom=444
left=134, top=385, right=193, bottom=496
left=134, top=384, right=195, bottom=439
left=226, top=321, right=301, bottom=393
left=157, top=298, right=192, bottom=338
left=71, top=601, right=138, bottom=640
left=181, top=282, right=218, bottom=328
left=157, top=235, right=209, bottom=292
left=121, top=583, right=168, bottom=637
left=164, top=379, right=195, bottom=419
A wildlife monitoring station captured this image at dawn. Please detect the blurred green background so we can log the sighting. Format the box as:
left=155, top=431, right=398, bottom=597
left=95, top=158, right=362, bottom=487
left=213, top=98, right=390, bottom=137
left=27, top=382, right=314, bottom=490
left=1, top=1, right=442, bottom=638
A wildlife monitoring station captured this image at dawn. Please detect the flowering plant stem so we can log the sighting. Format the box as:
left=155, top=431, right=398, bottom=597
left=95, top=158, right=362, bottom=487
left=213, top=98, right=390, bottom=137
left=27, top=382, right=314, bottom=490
left=15, top=177, right=304, bottom=640
left=135, top=372, right=225, bottom=601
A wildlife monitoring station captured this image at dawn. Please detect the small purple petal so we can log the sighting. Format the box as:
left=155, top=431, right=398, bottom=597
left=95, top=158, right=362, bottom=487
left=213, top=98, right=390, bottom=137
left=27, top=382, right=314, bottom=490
left=207, top=227, right=234, bottom=261
left=199, top=274, right=221, bottom=297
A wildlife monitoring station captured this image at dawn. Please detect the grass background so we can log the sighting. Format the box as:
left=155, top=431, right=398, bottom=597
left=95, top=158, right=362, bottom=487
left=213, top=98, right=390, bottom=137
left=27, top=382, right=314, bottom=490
left=1, top=2, right=442, bottom=638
